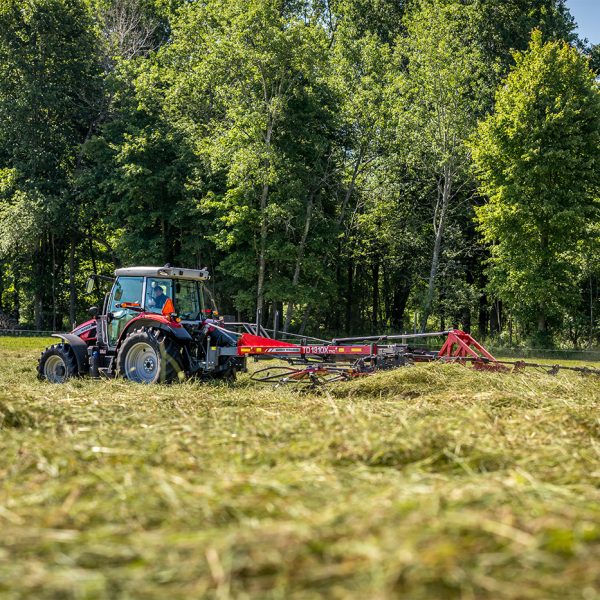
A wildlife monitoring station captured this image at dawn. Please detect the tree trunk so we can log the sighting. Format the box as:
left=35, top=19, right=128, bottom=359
left=283, top=191, right=315, bottom=333
left=88, top=231, right=98, bottom=276
left=272, top=300, right=280, bottom=337
left=439, top=287, right=446, bottom=332
left=461, top=306, right=471, bottom=333
left=537, top=312, right=547, bottom=333
left=333, top=243, right=343, bottom=332
left=34, top=238, right=44, bottom=330
left=421, top=166, right=452, bottom=332
left=391, top=283, right=410, bottom=331
left=51, top=233, right=57, bottom=331
left=382, top=263, right=390, bottom=329
left=0, top=261, right=4, bottom=313
left=256, top=121, right=274, bottom=324
left=590, top=275, right=595, bottom=348
left=478, top=294, right=488, bottom=338
left=538, top=230, right=549, bottom=334
left=299, top=304, right=311, bottom=336
left=345, top=261, right=354, bottom=334
left=490, top=300, right=501, bottom=335
left=12, top=257, right=20, bottom=322
left=337, top=148, right=363, bottom=228
left=462, top=268, right=474, bottom=333
left=371, top=258, right=379, bottom=333
left=69, top=239, right=76, bottom=327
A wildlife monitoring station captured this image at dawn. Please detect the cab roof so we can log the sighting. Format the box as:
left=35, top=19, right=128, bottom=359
left=114, top=266, right=210, bottom=281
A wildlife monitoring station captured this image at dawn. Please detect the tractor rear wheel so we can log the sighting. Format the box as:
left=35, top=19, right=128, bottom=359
left=117, top=328, right=183, bottom=384
left=38, top=344, right=79, bottom=383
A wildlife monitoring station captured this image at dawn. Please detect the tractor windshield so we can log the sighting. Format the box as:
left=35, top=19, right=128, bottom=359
left=107, top=276, right=144, bottom=346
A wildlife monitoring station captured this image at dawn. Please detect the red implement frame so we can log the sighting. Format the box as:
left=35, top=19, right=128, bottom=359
left=237, top=333, right=373, bottom=357
left=238, top=330, right=500, bottom=362
left=237, top=330, right=504, bottom=371
left=438, top=329, right=496, bottom=361
left=437, top=329, right=509, bottom=372
left=239, top=329, right=600, bottom=384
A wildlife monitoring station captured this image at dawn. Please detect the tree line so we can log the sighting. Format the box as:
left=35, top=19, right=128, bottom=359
left=0, top=0, right=598, bottom=347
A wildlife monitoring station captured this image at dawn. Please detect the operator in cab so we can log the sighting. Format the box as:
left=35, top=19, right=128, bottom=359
left=148, top=284, right=168, bottom=310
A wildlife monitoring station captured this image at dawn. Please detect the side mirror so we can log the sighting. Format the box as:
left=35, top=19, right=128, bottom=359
left=85, top=276, right=95, bottom=295
left=88, top=306, right=99, bottom=318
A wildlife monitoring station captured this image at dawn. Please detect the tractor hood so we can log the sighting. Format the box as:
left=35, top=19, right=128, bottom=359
left=71, top=318, right=97, bottom=343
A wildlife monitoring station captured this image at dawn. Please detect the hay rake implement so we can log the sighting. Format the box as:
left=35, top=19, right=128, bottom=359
left=241, top=329, right=600, bottom=388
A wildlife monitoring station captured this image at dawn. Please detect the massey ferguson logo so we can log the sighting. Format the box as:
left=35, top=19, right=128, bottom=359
left=74, top=322, right=95, bottom=335
left=265, top=347, right=299, bottom=353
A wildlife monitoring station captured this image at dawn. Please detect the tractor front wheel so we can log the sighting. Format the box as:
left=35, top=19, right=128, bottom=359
left=38, top=344, right=79, bottom=383
left=117, top=328, right=183, bottom=384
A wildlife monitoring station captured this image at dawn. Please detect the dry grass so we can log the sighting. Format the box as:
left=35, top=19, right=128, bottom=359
left=0, top=337, right=600, bottom=599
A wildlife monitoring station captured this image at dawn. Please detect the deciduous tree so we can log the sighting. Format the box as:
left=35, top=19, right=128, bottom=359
left=472, top=31, right=600, bottom=336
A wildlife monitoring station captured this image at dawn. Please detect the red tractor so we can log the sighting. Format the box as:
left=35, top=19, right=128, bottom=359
left=38, top=266, right=246, bottom=384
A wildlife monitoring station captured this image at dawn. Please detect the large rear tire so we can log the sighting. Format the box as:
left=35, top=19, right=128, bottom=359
left=38, top=344, right=78, bottom=383
left=117, top=328, right=184, bottom=384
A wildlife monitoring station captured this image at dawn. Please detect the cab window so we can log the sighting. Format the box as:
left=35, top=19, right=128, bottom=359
left=174, top=280, right=202, bottom=320
left=203, top=285, right=217, bottom=315
left=145, top=278, right=173, bottom=314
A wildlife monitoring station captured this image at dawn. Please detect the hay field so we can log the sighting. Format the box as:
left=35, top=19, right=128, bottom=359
left=1, top=337, right=600, bottom=599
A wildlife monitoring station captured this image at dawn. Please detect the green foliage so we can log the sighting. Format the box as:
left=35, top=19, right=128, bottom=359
left=470, top=0, right=577, bottom=71
left=0, top=0, right=103, bottom=188
left=396, top=0, right=492, bottom=171
left=472, top=31, right=600, bottom=334
left=0, top=0, right=104, bottom=326
left=0, top=0, right=596, bottom=345
left=80, top=58, right=204, bottom=266
left=329, top=0, right=407, bottom=43
left=389, top=0, right=492, bottom=331
left=156, top=0, right=337, bottom=314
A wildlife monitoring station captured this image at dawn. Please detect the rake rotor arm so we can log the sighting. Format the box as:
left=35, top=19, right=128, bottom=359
left=332, top=330, right=451, bottom=344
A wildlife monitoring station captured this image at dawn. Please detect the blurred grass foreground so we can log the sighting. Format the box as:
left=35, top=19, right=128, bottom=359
left=1, top=337, right=600, bottom=599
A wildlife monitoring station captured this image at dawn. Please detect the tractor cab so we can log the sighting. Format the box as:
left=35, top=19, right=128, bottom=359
left=99, top=266, right=214, bottom=348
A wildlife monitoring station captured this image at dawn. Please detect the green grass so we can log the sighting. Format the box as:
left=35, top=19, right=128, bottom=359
left=1, top=338, right=600, bottom=599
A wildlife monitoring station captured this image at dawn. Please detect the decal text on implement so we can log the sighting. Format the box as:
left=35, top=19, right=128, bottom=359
left=237, top=345, right=373, bottom=356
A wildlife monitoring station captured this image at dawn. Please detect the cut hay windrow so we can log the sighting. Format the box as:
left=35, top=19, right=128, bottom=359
left=2, top=337, right=600, bottom=599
